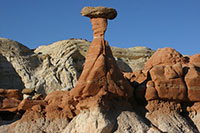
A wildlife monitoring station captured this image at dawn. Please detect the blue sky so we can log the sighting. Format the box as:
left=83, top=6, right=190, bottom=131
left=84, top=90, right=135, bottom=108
left=1, top=0, right=200, bottom=55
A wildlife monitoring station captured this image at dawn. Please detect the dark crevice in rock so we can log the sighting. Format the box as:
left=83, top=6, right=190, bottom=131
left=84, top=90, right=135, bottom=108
left=129, top=70, right=151, bottom=103
left=150, top=124, right=166, bottom=133
left=0, top=111, right=16, bottom=120
left=0, top=111, right=22, bottom=126
left=134, top=104, right=151, bottom=125
left=115, top=58, right=133, bottom=72
left=180, top=102, right=199, bottom=132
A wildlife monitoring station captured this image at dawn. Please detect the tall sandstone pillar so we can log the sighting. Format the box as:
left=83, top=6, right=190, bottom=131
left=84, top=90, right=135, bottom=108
left=70, top=7, right=134, bottom=109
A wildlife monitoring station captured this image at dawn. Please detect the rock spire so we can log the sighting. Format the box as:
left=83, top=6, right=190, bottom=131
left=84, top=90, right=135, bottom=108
left=70, top=7, right=134, bottom=109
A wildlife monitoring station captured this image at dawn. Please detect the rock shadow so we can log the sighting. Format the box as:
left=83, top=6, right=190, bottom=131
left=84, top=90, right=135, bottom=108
left=109, top=102, right=152, bottom=132
left=0, top=54, right=25, bottom=90
left=115, top=58, right=132, bottom=72
left=180, top=102, right=199, bottom=132
left=0, top=111, right=21, bottom=126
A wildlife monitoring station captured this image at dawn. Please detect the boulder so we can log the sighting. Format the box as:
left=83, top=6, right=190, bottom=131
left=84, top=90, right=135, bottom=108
left=147, top=64, right=187, bottom=101
left=21, top=88, right=35, bottom=95
left=145, top=47, right=188, bottom=69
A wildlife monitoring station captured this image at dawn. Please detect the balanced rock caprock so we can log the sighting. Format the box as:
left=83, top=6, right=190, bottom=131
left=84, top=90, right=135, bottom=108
left=80, top=6, right=117, bottom=20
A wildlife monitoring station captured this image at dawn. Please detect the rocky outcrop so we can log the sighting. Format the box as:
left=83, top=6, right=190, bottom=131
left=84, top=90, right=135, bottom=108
left=146, top=100, right=198, bottom=132
left=0, top=38, right=40, bottom=91
left=1, top=6, right=200, bottom=133
left=0, top=6, right=154, bottom=133
left=0, top=37, right=154, bottom=96
left=125, top=47, right=200, bottom=132
left=63, top=105, right=152, bottom=133
left=125, top=47, right=200, bottom=102
left=63, top=107, right=115, bottom=133
left=0, top=54, right=25, bottom=90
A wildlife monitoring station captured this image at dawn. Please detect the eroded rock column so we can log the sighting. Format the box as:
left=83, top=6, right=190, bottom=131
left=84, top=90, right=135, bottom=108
left=70, top=7, right=134, bottom=109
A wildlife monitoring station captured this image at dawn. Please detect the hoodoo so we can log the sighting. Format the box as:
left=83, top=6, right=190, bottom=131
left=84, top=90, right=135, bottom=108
left=70, top=6, right=134, bottom=109
left=1, top=6, right=200, bottom=133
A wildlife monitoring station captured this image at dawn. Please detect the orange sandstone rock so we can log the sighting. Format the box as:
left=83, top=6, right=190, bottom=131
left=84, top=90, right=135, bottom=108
left=125, top=46, right=200, bottom=103
left=70, top=17, right=134, bottom=110
left=18, top=99, right=47, bottom=112
left=148, top=64, right=187, bottom=101
left=124, top=70, right=148, bottom=100
left=0, top=98, right=20, bottom=112
left=185, top=65, right=200, bottom=101
left=145, top=81, right=158, bottom=101
left=0, top=88, right=22, bottom=100
left=14, top=7, right=134, bottom=124
left=0, top=89, right=22, bottom=112
left=145, top=47, right=188, bottom=69
left=189, top=54, right=200, bottom=67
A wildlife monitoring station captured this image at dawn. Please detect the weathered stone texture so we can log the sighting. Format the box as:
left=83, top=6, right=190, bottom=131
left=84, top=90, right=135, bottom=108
left=0, top=38, right=154, bottom=96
